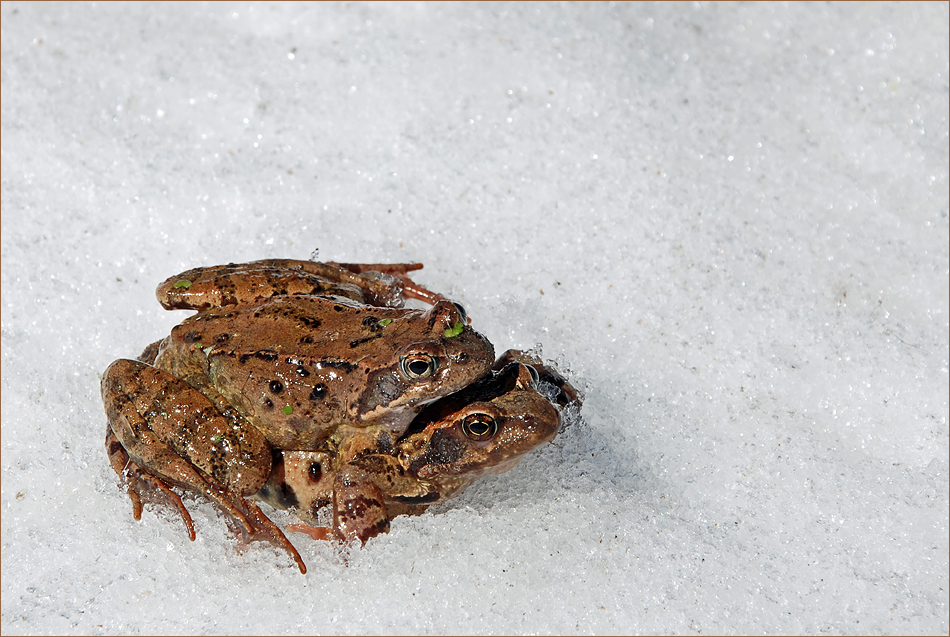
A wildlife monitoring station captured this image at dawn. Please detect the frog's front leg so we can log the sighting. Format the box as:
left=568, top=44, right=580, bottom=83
left=287, top=478, right=389, bottom=545
left=101, top=358, right=306, bottom=573
left=331, top=466, right=392, bottom=544
left=286, top=454, right=438, bottom=544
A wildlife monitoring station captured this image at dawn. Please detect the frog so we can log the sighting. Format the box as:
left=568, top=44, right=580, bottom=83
left=257, top=350, right=582, bottom=546
left=102, top=259, right=495, bottom=573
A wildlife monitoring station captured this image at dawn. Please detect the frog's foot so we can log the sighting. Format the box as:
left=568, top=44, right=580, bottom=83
left=102, top=359, right=272, bottom=541
left=105, top=425, right=196, bottom=540
left=124, top=461, right=198, bottom=541
left=226, top=498, right=307, bottom=574
left=108, top=423, right=305, bottom=573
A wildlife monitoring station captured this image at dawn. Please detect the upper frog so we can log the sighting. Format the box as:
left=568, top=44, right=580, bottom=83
left=257, top=350, right=581, bottom=545
left=149, top=259, right=495, bottom=448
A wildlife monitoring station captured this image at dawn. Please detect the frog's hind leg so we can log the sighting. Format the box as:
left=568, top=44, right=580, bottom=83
left=226, top=498, right=308, bottom=574
left=156, top=260, right=375, bottom=311
left=105, top=424, right=197, bottom=539
left=328, top=261, right=447, bottom=306
left=106, top=420, right=306, bottom=572
left=102, top=358, right=306, bottom=572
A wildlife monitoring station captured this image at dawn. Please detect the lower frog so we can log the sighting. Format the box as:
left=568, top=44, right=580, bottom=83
left=103, top=259, right=495, bottom=574
left=257, top=351, right=582, bottom=545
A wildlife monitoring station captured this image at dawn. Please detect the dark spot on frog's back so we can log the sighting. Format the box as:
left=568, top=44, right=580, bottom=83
left=269, top=380, right=284, bottom=394
left=215, top=332, right=230, bottom=343
left=349, top=334, right=381, bottom=348
left=309, top=384, right=327, bottom=401
left=321, top=360, right=356, bottom=373
left=362, top=316, right=385, bottom=333
left=298, top=315, right=321, bottom=328
left=239, top=350, right=279, bottom=364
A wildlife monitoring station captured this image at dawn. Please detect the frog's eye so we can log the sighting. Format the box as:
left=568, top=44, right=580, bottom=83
left=452, top=302, right=468, bottom=324
left=461, top=413, right=498, bottom=441
left=525, top=364, right=540, bottom=387
left=400, top=353, right=438, bottom=380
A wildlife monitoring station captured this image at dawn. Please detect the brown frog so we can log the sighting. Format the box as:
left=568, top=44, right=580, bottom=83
left=102, top=259, right=495, bottom=573
left=257, top=350, right=582, bottom=546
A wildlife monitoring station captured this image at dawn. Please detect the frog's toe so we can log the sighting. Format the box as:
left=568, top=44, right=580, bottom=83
left=240, top=499, right=307, bottom=574
left=125, top=464, right=197, bottom=541
left=287, top=523, right=334, bottom=541
left=106, top=424, right=197, bottom=540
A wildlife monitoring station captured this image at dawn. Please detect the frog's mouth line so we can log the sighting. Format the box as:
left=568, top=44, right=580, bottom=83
left=397, top=363, right=524, bottom=441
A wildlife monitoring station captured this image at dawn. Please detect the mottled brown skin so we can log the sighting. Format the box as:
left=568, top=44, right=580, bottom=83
left=257, top=351, right=582, bottom=546
left=156, top=259, right=441, bottom=311
left=102, top=260, right=494, bottom=573
left=152, top=294, right=492, bottom=448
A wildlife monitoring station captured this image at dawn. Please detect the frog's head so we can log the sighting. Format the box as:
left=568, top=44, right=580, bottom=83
left=356, top=300, right=495, bottom=432
left=396, top=361, right=561, bottom=486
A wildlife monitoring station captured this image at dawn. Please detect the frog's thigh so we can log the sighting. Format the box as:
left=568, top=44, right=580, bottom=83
left=102, top=359, right=271, bottom=497
left=156, top=261, right=367, bottom=310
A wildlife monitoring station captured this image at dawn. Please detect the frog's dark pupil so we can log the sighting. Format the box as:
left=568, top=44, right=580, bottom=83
left=468, top=421, right=491, bottom=435
left=269, top=380, right=284, bottom=394
left=462, top=414, right=498, bottom=440
left=407, top=359, right=430, bottom=376
left=308, top=462, right=322, bottom=482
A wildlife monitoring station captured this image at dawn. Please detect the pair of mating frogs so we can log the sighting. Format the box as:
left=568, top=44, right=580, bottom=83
left=102, top=259, right=580, bottom=573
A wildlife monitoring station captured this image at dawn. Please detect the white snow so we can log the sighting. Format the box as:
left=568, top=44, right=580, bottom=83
left=2, top=2, right=947, bottom=634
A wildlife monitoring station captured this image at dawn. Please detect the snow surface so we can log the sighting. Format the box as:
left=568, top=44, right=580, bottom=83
left=2, top=2, right=947, bottom=634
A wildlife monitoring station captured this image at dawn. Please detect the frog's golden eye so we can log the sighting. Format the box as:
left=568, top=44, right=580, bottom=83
left=400, top=353, right=438, bottom=380
left=462, top=413, right=498, bottom=441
